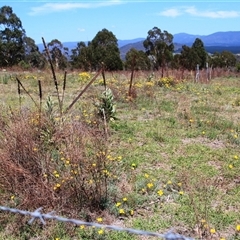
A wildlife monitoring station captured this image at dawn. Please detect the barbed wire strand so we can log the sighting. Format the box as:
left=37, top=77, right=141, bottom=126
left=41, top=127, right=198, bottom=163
left=0, top=205, right=194, bottom=240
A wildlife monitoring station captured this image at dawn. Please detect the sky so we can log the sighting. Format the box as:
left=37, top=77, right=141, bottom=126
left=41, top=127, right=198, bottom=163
left=1, top=0, right=240, bottom=44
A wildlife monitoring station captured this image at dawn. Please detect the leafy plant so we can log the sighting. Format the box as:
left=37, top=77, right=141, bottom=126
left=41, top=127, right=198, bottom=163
left=95, top=87, right=116, bottom=122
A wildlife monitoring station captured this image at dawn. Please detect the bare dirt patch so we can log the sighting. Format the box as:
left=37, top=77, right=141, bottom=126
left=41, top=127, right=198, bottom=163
left=181, top=136, right=226, bottom=149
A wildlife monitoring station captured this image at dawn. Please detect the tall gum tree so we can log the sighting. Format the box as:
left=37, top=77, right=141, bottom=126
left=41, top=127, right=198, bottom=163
left=91, top=28, right=123, bottom=71
left=0, top=6, right=26, bottom=67
left=143, top=27, right=174, bottom=77
left=191, top=38, right=207, bottom=69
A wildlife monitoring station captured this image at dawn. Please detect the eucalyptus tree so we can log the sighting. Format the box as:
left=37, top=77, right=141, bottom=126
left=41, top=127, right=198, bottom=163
left=71, top=41, right=90, bottom=70
left=91, top=28, right=123, bottom=71
left=207, top=50, right=236, bottom=71
left=143, top=27, right=174, bottom=76
left=46, top=39, right=68, bottom=70
left=23, top=36, right=46, bottom=69
left=171, top=54, right=181, bottom=70
left=191, top=38, right=207, bottom=69
left=0, top=6, right=26, bottom=67
left=125, top=48, right=151, bottom=70
left=180, top=45, right=200, bottom=71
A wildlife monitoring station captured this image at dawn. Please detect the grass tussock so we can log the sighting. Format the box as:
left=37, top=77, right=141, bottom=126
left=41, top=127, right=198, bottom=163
left=0, top=107, right=116, bottom=214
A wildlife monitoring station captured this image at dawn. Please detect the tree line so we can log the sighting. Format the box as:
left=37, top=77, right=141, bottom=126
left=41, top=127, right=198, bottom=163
left=0, top=6, right=238, bottom=73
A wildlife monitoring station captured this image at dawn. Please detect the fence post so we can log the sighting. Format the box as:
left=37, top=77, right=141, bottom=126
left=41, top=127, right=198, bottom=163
left=206, top=62, right=209, bottom=82
left=195, top=64, right=199, bottom=82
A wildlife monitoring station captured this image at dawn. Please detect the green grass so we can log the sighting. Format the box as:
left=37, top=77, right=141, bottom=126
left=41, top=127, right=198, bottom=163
left=0, top=71, right=240, bottom=239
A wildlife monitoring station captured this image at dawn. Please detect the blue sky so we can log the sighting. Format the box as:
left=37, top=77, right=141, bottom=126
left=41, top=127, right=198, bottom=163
left=2, top=1, right=240, bottom=44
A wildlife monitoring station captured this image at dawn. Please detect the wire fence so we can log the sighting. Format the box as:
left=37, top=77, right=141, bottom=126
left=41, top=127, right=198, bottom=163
left=0, top=205, right=195, bottom=240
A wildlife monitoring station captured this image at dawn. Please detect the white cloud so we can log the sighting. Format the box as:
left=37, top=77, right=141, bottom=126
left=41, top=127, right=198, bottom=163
left=78, top=28, right=85, bottom=32
left=159, top=8, right=182, bottom=17
left=184, top=6, right=240, bottom=18
left=159, top=6, right=240, bottom=19
left=29, top=1, right=123, bottom=16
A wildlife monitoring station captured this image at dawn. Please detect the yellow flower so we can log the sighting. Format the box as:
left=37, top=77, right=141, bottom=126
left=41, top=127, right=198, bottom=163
left=119, top=209, right=125, bottom=214
left=228, top=164, right=233, bottom=169
left=167, top=180, right=172, bottom=185
left=234, top=155, right=239, bottom=160
left=179, top=191, right=184, bottom=195
left=130, top=210, right=134, bottom=216
left=98, top=229, right=104, bottom=235
left=96, top=217, right=103, bottom=223
left=115, top=202, right=121, bottom=207
left=144, top=173, right=149, bottom=178
left=102, top=169, right=110, bottom=175
left=157, top=190, right=163, bottom=196
left=80, top=225, right=85, bottom=229
left=177, top=182, right=182, bottom=187
left=147, top=182, right=154, bottom=189
left=10, top=195, right=15, bottom=200
left=54, top=183, right=61, bottom=190
left=89, top=179, right=93, bottom=184
left=210, top=228, right=216, bottom=234
left=123, top=197, right=127, bottom=202
left=236, top=224, right=240, bottom=231
left=131, top=163, right=136, bottom=169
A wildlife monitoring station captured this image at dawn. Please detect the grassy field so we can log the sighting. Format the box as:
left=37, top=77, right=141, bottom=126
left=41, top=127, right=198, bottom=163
left=0, top=70, right=239, bottom=240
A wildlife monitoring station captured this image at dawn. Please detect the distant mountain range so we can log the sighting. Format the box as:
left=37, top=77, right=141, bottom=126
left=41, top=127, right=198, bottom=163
left=38, top=31, right=240, bottom=59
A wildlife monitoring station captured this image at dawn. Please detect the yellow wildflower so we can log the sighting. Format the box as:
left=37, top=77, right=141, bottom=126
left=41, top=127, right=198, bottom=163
left=210, top=228, right=216, bottom=234
left=131, top=163, right=136, bottom=169
left=96, top=217, right=103, bottom=223
left=98, top=229, right=104, bottom=235
left=236, top=224, right=240, bottom=231
left=147, top=182, right=154, bottom=189
left=119, top=209, right=125, bottom=214
left=157, top=190, right=163, bottom=196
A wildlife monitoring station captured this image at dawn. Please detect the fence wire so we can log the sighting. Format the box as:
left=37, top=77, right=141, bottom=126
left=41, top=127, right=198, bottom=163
left=0, top=205, right=194, bottom=240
